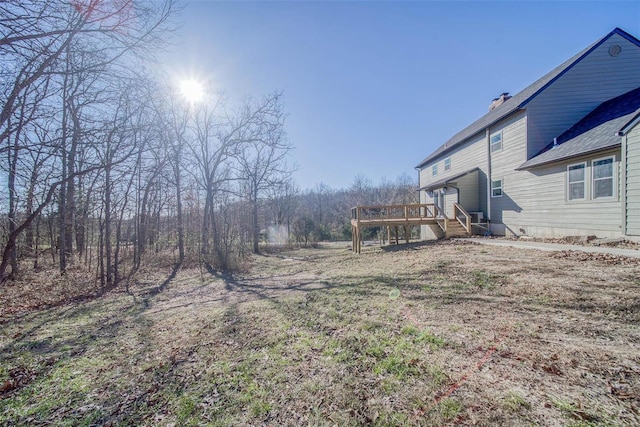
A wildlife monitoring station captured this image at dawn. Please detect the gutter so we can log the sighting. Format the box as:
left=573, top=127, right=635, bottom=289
left=515, top=143, right=622, bottom=171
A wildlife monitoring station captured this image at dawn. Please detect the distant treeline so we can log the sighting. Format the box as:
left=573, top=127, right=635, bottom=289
left=0, top=1, right=416, bottom=288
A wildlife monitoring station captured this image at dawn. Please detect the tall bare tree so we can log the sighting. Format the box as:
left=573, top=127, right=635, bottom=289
left=0, top=0, right=178, bottom=281
left=234, top=93, right=293, bottom=254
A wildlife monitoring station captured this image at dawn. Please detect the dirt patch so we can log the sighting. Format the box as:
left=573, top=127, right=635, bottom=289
left=501, top=235, right=640, bottom=250
left=1, top=240, right=639, bottom=425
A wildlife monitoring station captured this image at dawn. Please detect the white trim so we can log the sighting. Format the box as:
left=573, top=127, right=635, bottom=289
left=592, top=155, right=616, bottom=200
left=566, top=161, right=587, bottom=201
left=491, top=178, right=503, bottom=198
left=490, top=131, right=503, bottom=153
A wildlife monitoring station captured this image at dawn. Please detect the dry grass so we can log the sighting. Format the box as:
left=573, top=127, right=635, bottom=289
left=1, top=240, right=639, bottom=426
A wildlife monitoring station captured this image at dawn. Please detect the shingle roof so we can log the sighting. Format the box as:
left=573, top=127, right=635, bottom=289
left=517, top=87, right=640, bottom=169
left=418, top=167, right=479, bottom=191
left=619, top=110, right=640, bottom=135
left=415, top=28, right=640, bottom=169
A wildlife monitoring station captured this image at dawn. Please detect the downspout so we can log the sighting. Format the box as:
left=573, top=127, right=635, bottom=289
left=415, top=167, right=422, bottom=203
left=620, top=133, right=627, bottom=236
left=415, top=166, right=424, bottom=239
left=486, top=127, right=492, bottom=231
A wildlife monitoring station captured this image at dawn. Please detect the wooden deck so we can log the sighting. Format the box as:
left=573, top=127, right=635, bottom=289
left=350, top=203, right=473, bottom=253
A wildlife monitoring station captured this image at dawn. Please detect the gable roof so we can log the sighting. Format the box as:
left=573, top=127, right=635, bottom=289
left=416, top=27, right=640, bottom=169
left=517, top=87, right=640, bottom=170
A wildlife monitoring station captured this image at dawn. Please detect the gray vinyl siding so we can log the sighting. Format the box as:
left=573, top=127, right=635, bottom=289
left=443, top=188, right=458, bottom=217
left=525, top=33, right=640, bottom=159
left=456, top=171, right=480, bottom=212
left=417, top=30, right=639, bottom=240
left=502, top=149, right=622, bottom=238
left=488, top=111, right=527, bottom=233
left=419, top=132, right=488, bottom=214
left=419, top=133, right=487, bottom=189
left=626, top=125, right=640, bottom=235
left=419, top=133, right=488, bottom=239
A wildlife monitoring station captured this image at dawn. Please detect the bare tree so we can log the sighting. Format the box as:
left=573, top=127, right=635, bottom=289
left=234, top=93, right=293, bottom=254
left=265, top=178, right=298, bottom=245
left=184, top=100, right=235, bottom=266
left=0, top=0, right=178, bottom=281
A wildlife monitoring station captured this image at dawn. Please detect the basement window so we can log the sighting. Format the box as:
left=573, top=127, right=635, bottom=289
left=567, top=162, right=586, bottom=201
left=592, top=156, right=614, bottom=199
left=491, top=179, right=503, bottom=198
left=490, top=131, right=503, bottom=153
left=444, top=157, right=451, bottom=171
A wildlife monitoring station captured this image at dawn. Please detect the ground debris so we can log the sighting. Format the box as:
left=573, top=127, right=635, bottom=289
left=550, top=250, right=640, bottom=265
left=0, top=366, right=37, bottom=395
left=2, top=242, right=640, bottom=426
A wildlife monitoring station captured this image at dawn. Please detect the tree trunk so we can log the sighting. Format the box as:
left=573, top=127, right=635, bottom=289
left=174, top=156, right=185, bottom=264
left=25, top=167, right=38, bottom=257
left=252, top=193, right=260, bottom=254
left=58, top=150, right=67, bottom=273
left=104, top=163, right=112, bottom=288
left=7, top=139, right=19, bottom=276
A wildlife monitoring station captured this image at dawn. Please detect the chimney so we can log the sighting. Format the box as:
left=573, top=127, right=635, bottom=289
left=489, top=92, right=511, bottom=111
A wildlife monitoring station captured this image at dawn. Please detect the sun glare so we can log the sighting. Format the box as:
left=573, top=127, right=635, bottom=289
left=179, top=79, right=204, bottom=104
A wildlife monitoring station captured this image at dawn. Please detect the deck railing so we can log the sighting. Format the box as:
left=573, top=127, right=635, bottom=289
left=453, top=203, right=471, bottom=234
left=351, top=204, right=438, bottom=223
left=350, top=203, right=474, bottom=253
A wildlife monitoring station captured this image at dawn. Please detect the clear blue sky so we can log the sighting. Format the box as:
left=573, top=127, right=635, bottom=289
left=164, top=1, right=640, bottom=191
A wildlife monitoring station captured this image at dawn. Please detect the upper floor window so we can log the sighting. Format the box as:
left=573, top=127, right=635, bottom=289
left=567, top=162, right=586, bottom=201
left=444, top=157, right=451, bottom=171
left=432, top=164, right=438, bottom=176
left=491, top=179, right=503, bottom=197
left=490, top=131, right=503, bottom=153
left=592, top=156, right=614, bottom=199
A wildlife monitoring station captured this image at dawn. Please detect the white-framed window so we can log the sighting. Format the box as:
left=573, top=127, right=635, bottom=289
left=444, top=157, right=451, bottom=171
left=491, top=179, right=503, bottom=198
left=432, top=164, right=438, bottom=176
left=567, top=162, right=586, bottom=201
left=490, top=131, right=503, bottom=153
left=592, top=156, right=614, bottom=199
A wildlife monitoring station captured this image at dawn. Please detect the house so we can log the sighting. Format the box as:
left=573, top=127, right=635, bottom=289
left=416, top=28, right=640, bottom=241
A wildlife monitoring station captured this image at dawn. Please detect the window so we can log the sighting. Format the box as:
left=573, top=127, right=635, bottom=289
left=490, top=131, right=503, bottom=153
left=444, top=157, right=451, bottom=171
left=491, top=179, right=503, bottom=197
left=592, top=156, right=614, bottom=199
left=432, top=164, right=438, bottom=176
left=567, top=162, right=586, bottom=201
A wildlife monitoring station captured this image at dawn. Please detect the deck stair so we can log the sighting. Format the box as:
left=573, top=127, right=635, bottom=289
left=350, top=203, right=473, bottom=253
left=445, top=221, right=469, bottom=238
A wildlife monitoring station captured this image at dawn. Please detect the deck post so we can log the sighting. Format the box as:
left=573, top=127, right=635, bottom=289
left=350, top=204, right=443, bottom=253
left=352, top=225, right=356, bottom=252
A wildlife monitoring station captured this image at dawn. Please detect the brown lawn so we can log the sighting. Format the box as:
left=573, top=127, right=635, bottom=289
left=1, top=240, right=639, bottom=426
